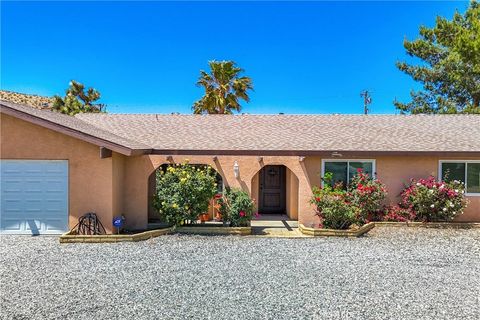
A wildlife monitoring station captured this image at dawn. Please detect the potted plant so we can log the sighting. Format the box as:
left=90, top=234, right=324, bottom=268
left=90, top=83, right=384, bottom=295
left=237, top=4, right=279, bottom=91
left=198, top=213, right=210, bottom=223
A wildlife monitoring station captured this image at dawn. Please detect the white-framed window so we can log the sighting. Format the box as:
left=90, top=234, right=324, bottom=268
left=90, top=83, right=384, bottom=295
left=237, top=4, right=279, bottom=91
left=321, top=159, right=376, bottom=188
left=439, top=160, right=480, bottom=196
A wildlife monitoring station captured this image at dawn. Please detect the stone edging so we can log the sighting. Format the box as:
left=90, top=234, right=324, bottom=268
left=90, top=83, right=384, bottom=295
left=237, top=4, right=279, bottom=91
left=59, top=227, right=174, bottom=243
left=299, top=223, right=375, bottom=237
left=176, top=226, right=252, bottom=235
left=373, top=221, right=480, bottom=228
left=59, top=221, right=480, bottom=243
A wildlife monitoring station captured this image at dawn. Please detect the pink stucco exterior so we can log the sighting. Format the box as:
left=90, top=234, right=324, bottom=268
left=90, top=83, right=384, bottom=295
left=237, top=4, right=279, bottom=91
left=1, top=114, right=479, bottom=233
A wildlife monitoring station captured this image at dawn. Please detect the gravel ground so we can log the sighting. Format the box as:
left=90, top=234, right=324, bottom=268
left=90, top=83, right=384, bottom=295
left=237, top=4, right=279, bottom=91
left=1, top=227, right=479, bottom=320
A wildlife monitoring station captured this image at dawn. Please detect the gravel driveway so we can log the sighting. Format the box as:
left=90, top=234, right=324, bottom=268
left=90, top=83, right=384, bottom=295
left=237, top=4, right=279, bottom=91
left=1, top=227, right=479, bottom=320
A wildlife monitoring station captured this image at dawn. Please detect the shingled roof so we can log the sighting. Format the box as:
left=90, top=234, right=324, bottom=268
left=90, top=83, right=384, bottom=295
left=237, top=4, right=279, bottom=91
left=2, top=100, right=480, bottom=155
left=75, top=112, right=480, bottom=154
left=0, top=100, right=150, bottom=155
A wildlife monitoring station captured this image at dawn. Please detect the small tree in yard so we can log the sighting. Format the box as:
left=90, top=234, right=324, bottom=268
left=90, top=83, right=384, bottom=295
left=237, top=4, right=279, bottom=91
left=152, top=163, right=218, bottom=226
left=53, top=80, right=105, bottom=115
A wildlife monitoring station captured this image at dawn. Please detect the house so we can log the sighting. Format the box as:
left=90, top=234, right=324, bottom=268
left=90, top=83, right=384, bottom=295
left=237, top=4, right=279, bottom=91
left=1, top=100, right=479, bottom=234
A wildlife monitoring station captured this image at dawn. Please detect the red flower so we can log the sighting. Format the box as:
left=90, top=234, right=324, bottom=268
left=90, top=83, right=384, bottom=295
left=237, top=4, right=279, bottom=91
left=357, top=168, right=363, bottom=173
left=239, top=211, right=245, bottom=217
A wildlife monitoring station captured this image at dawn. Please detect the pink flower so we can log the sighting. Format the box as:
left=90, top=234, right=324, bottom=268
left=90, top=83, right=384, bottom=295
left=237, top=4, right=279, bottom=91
left=239, top=211, right=245, bottom=217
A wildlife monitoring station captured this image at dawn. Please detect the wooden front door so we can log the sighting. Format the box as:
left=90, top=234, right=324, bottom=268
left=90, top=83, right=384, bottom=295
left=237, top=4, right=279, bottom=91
left=259, top=165, right=286, bottom=214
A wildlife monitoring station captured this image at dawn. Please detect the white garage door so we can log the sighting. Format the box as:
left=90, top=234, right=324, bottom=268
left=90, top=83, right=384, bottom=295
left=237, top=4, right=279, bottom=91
left=1, top=160, right=68, bottom=235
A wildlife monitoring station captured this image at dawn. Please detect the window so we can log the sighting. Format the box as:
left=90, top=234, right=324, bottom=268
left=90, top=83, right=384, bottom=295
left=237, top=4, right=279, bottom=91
left=439, top=161, right=480, bottom=195
left=322, top=160, right=375, bottom=188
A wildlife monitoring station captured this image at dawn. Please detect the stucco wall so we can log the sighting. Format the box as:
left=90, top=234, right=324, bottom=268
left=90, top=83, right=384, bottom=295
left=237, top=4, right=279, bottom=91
left=285, top=168, right=299, bottom=219
left=123, top=154, right=480, bottom=230
left=376, top=156, right=480, bottom=222
left=112, top=152, right=126, bottom=221
left=122, top=155, right=319, bottom=229
left=0, top=114, right=117, bottom=233
left=2, top=113, right=478, bottom=232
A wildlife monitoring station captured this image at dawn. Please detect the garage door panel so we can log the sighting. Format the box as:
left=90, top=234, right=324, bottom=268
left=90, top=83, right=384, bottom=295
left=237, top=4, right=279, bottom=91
left=1, top=160, right=68, bottom=235
left=1, top=219, right=22, bottom=232
left=44, top=219, right=67, bottom=231
left=24, top=220, right=42, bottom=233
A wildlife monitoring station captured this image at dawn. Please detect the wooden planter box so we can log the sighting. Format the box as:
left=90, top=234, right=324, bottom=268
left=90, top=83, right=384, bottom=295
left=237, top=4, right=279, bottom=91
left=299, top=222, right=375, bottom=237
left=176, top=225, right=251, bottom=235
left=374, top=221, right=480, bottom=229
left=59, top=227, right=173, bottom=243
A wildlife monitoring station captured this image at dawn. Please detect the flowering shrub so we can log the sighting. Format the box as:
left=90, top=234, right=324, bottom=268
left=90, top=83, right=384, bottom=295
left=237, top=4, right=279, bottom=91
left=152, top=163, right=218, bottom=226
left=311, top=170, right=387, bottom=229
left=310, top=173, right=359, bottom=229
left=382, top=205, right=416, bottom=222
left=218, top=188, right=256, bottom=227
left=348, top=169, right=387, bottom=223
left=399, top=176, right=467, bottom=222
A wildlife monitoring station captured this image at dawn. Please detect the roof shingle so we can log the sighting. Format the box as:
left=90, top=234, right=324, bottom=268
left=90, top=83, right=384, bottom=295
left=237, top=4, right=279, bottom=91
left=75, top=113, right=480, bottom=153
left=2, top=99, right=479, bottom=154
left=0, top=100, right=150, bottom=152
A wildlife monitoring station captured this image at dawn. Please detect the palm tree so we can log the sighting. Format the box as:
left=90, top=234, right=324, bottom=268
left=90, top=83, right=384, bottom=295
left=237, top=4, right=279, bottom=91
left=193, top=60, right=253, bottom=114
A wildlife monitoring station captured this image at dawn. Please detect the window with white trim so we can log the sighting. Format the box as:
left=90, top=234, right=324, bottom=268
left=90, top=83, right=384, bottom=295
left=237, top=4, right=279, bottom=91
left=440, top=161, right=480, bottom=195
left=322, top=160, right=375, bottom=188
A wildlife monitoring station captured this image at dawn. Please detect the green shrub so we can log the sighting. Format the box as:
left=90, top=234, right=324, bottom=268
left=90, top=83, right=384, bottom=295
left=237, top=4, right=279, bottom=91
left=382, top=205, right=416, bottom=222
left=152, top=163, right=218, bottom=226
left=348, top=169, right=388, bottom=223
left=310, top=173, right=359, bottom=229
left=399, top=176, right=467, bottom=222
left=218, top=188, right=256, bottom=227
left=311, top=171, right=387, bottom=229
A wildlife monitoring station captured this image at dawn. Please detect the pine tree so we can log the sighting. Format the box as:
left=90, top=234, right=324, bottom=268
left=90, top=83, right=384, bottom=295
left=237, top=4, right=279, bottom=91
left=395, top=1, right=480, bottom=114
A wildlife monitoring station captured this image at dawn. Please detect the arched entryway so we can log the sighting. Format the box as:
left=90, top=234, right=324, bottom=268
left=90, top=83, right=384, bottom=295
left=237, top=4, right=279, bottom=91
left=254, top=165, right=299, bottom=219
left=147, top=163, right=223, bottom=222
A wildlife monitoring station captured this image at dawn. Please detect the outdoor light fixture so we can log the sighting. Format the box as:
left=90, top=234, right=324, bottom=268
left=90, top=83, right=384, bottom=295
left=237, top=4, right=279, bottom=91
left=298, top=156, right=306, bottom=162
left=233, top=161, right=240, bottom=178
left=331, top=152, right=343, bottom=158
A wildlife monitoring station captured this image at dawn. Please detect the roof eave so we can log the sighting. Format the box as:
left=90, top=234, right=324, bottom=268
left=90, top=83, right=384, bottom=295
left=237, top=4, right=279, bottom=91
left=150, top=149, right=480, bottom=157
left=0, top=104, right=149, bottom=157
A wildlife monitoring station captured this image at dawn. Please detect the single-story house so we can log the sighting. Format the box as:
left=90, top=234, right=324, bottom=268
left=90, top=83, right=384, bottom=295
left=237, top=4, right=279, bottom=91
left=1, top=100, right=479, bottom=234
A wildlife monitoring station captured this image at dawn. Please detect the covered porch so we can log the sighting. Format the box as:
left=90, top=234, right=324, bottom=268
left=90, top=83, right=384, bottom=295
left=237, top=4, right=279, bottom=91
left=122, top=154, right=320, bottom=231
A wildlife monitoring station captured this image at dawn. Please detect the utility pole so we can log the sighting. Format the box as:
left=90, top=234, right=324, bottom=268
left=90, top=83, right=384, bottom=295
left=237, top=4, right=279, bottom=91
left=360, top=90, right=372, bottom=115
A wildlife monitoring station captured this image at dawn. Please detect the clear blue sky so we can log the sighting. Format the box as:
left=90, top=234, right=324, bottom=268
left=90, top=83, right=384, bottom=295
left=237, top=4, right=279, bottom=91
left=1, top=1, right=470, bottom=114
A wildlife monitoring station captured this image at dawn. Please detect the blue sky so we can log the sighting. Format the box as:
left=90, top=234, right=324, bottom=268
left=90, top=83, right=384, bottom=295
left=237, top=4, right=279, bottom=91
left=1, top=1, right=470, bottom=114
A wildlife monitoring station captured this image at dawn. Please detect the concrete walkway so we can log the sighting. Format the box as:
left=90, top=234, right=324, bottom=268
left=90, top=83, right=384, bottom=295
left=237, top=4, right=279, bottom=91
left=251, top=214, right=307, bottom=237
